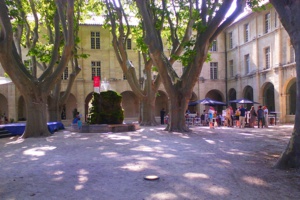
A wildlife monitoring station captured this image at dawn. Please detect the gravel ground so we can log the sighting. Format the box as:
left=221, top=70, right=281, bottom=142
left=0, top=124, right=299, bottom=200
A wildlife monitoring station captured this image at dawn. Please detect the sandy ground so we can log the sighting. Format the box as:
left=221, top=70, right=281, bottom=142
left=0, top=124, right=300, bottom=200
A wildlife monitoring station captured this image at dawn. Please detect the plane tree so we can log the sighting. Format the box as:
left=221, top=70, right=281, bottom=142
left=86, top=0, right=166, bottom=126
left=266, top=0, right=300, bottom=169
left=134, top=0, right=246, bottom=132
left=47, top=1, right=88, bottom=122
left=0, top=0, right=75, bottom=138
left=103, top=0, right=161, bottom=125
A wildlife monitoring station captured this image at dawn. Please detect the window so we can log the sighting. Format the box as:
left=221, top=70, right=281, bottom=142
left=229, top=60, right=234, bottom=77
left=265, top=13, right=270, bottom=33
left=91, top=31, right=100, bottom=49
left=229, top=32, right=233, bottom=49
left=244, top=23, right=249, bottom=42
left=245, top=54, right=250, bottom=74
left=265, top=47, right=270, bottom=69
left=91, top=61, right=101, bottom=80
left=127, top=39, right=132, bottom=49
left=210, top=40, right=217, bottom=51
left=61, top=67, right=69, bottom=80
left=210, top=62, right=218, bottom=80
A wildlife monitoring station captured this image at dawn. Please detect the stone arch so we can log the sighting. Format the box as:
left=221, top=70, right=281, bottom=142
left=206, top=89, right=225, bottom=113
left=285, top=78, right=296, bottom=115
left=18, top=96, right=26, bottom=121
left=61, top=93, right=77, bottom=120
left=187, top=92, right=198, bottom=113
left=155, top=90, right=169, bottom=116
left=243, top=85, right=254, bottom=100
left=228, top=88, right=237, bottom=110
left=0, top=93, right=8, bottom=122
left=261, top=82, right=275, bottom=112
left=243, top=85, right=254, bottom=110
left=206, top=89, right=225, bottom=101
left=121, top=91, right=139, bottom=118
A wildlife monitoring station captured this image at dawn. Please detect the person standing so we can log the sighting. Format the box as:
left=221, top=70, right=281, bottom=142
left=208, top=107, right=215, bottom=129
left=263, top=106, right=269, bottom=128
left=201, top=110, right=207, bottom=125
left=239, top=105, right=247, bottom=128
left=235, top=106, right=240, bottom=127
left=226, top=106, right=232, bottom=127
left=160, top=108, right=166, bottom=125
left=72, top=112, right=80, bottom=124
left=249, top=106, right=257, bottom=128
left=257, top=106, right=264, bottom=128
left=77, top=117, right=82, bottom=130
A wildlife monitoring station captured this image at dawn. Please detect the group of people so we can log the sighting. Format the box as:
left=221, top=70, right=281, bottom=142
left=160, top=105, right=270, bottom=129
left=225, top=105, right=269, bottom=128
left=250, top=105, right=269, bottom=128
left=198, top=107, right=224, bottom=128
left=225, top=105, right=247, bottom=128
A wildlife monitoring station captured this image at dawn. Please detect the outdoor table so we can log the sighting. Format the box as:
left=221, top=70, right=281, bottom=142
left=269, top=112, right=280, bottom=125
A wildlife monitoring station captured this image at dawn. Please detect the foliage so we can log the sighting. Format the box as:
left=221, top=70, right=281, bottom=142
left=0, top=0, right=76, bottom=137
left=89, top=91, right=124, bottom=124
left=88, top=93, right=101, bottom=124
left=247, top=0, right=269, bottom=12
left=132, top=0, right=247, bottom=132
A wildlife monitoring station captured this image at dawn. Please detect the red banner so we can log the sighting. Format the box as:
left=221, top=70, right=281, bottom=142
left=93, top=76, right=100, bottom=87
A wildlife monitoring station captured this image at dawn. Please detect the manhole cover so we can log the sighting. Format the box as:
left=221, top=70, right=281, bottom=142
left=144, top=175, right=159, bottom=181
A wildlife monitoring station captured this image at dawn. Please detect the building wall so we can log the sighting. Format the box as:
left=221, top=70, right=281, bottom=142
left=0, top=5, right=296, bottom=124
left=224, top=6, right=296, bottom=123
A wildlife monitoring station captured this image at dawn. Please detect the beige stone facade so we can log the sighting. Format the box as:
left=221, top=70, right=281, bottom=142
left=0, top=5, right=296, bottom=124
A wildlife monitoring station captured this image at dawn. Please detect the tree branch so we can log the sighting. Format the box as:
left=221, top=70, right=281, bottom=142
left=170, top=1, right=195, bottom=65
left=210, top=0, right=246, bottom=43
left=269, top=0, right=292, bottom=33
left=39, top=11, right=61, bottom=81
left=44, top=0, right=74, bottom=91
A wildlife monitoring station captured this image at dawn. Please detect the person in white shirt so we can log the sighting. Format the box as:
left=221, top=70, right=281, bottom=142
left=263, top=106, right=269, bottom=128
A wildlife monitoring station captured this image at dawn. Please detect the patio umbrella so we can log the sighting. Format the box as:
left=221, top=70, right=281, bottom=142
left=197, top=97, right=227, bottom=106
left=188, top=101, right=200, bottom=106
left=229, top=98, right=260, bottom=104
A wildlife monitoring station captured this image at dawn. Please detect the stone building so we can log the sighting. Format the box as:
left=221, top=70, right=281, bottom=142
left=0, top=5, right=296, bottom=125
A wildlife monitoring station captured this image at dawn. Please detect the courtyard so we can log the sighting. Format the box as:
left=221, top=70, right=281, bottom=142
left=0, top=125, right=299, bottom=200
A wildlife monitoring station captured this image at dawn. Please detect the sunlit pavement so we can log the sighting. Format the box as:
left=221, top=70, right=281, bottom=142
left=0, top=124, right=299, bottom=200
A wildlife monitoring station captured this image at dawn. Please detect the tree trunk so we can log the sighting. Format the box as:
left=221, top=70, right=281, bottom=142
left=140, top=94, right=158, bottom=126
left=165, top=92, right=190, bottom=132
left=275, top=134, right=300, bottom=169
left=48, top=98, right=60, bottom=122
left=274, top=40, right=300, bottom=169
left=21, top=95, right=51, bottom=138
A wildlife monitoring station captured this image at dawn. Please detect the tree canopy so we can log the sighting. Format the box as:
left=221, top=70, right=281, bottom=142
left=133, top=0, right=246, bottom=132
left=0, top=0, right=76, bottom=137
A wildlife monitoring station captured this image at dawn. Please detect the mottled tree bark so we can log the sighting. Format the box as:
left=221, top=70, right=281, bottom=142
left=269, top=0, right=300, bottom=169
